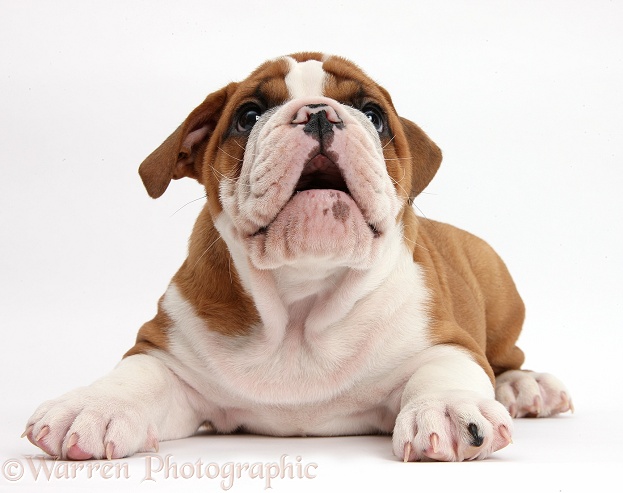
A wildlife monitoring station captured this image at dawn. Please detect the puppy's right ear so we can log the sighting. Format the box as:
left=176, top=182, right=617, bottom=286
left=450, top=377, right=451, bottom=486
left=138, top=82, right=238, bottom=198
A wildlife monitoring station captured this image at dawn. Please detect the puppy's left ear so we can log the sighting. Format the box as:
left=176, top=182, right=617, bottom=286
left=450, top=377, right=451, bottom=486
left=400, top=117, right=442, bottom=201
left=139, top=82, right=238, bottom=198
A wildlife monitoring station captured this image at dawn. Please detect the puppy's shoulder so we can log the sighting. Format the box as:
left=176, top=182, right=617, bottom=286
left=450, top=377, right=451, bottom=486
left=416, top=218, right=501, bottom=267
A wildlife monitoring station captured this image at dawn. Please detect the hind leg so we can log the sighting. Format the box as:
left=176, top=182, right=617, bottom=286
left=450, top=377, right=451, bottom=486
left=495, top=370, right=573, bottom=418
left=475, top=250, right=573, bottom=417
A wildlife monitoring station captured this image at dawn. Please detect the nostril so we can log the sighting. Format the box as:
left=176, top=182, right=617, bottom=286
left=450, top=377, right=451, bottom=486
left=292, top=106, right=314, bottom=125
left=322, top=106, right=343, bottom=125
left=291, top=104, right=343, bottom=125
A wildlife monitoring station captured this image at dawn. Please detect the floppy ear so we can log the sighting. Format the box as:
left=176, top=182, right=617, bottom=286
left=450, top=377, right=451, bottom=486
left=138, top=83, right=238, bottom=198
left=399, top=117, right=442, bottom=201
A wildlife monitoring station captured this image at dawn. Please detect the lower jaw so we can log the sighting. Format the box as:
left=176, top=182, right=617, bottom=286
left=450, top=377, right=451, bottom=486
left=246, top=230, right=379, bottom=271
left=249, top=190, right=380, bottom=267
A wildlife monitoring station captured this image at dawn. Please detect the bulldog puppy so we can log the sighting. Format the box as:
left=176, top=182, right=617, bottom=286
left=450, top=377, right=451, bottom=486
left=24, top=53, right=573, bottom=462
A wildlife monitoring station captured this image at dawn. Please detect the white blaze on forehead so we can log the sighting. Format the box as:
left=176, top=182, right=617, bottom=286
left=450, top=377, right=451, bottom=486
left=284, top=58, right=326, bottom=98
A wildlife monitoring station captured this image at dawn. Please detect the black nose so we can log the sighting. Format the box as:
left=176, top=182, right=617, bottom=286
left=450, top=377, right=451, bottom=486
left=303, top=110, right=335, bottom=142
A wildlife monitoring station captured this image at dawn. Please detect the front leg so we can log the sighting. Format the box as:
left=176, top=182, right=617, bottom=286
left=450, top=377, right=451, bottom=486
left=23, top=354, right=203, bottom=460
left=393, top=345, right=513, bottom=462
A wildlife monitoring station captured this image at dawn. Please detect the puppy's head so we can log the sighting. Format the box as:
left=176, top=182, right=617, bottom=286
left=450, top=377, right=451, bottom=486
left=139, top=53, right=441, bottom=270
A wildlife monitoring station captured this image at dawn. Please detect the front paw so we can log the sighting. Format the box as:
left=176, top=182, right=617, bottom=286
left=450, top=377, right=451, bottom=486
left=393, top=391, right=513, bottom=462
left=23, top=387, right=159, bottom=460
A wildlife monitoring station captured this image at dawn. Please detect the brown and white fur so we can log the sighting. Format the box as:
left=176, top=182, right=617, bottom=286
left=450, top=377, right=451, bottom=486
left=24, top=53, right=572, bottom=462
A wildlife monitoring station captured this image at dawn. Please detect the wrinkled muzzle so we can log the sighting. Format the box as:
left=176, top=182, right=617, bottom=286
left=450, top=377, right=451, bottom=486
left=220, top=97, right=402, bottom=270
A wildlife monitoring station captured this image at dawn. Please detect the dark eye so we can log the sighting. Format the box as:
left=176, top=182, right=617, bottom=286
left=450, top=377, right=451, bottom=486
left=236, top=104, right=263, bottom=132
left=362, top=105, right=384, bottom=133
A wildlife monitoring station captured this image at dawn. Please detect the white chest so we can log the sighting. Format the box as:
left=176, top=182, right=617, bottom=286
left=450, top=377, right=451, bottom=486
left=160, top=249, right=432, bottom=435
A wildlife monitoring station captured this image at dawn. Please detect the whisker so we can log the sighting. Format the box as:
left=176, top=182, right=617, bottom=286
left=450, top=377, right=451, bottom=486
left=210, top=166, right=235, bottom=181
left=402, top=234, right=430, bottom=253
left=382, top=135, right=396, bottom=149
left=387, top=167, right=410, bottom=198
left=209, top=166, right=253, bottom=191
left=192, top=236, right=222, bottom=269
left=218, top=143, right=260, bottom=160
left=233, top=140, right=247, bottom=151
left=209, top=164, right=238, bottom=181
left=217, top=146, right=244, bottom=162
left=171, top=195, right=207, bottom=217
left=411, top=202, right=432, bottom=224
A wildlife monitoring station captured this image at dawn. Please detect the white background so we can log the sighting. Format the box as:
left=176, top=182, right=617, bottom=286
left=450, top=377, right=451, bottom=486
left=1, top=0, right=622, bottom=491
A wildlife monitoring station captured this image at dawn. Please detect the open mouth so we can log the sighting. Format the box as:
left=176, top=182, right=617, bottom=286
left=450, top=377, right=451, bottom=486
left=294, top=154, right=349, bottom=195
left=252, top=153, right=381, bottom=238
